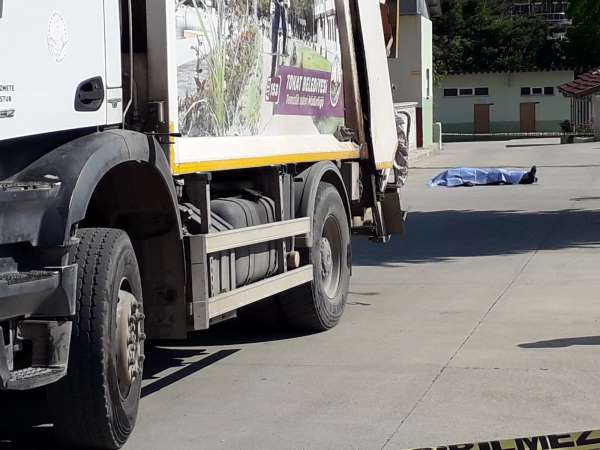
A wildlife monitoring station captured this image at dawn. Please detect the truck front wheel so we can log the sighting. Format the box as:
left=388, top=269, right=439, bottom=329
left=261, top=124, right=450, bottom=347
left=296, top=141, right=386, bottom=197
left=49, top=228, right=145, bottom=449
left=281, top=182, right=351, bottom=331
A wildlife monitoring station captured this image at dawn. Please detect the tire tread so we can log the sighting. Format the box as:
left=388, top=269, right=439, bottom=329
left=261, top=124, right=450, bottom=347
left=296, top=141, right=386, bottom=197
left=281, top=183, right=350, bottom=331
left=50, top=228, right=129, bottom=449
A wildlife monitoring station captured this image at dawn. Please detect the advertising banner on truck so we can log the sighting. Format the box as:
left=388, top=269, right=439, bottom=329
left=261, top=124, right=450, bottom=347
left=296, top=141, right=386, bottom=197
left=175, top=0, right=344, bottom=139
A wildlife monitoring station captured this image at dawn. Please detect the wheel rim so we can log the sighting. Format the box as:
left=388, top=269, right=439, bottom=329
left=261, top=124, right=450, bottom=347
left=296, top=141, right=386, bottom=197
left=319, top=214, right=343, bottom=300
left=116, top=279, right=145, bottom=398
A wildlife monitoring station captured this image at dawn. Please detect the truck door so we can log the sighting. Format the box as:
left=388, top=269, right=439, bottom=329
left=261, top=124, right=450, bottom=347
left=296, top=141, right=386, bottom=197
left=355, top=1, right=398, bottom=170
left=104, top=0, right=123, bottom=125
left=0, top=1, right=108, bottom=141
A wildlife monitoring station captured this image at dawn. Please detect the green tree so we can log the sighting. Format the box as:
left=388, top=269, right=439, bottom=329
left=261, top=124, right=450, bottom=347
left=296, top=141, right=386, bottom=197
left=565, top=0, right=600, bottom=71
left=433, top=0, right=565, bottom=75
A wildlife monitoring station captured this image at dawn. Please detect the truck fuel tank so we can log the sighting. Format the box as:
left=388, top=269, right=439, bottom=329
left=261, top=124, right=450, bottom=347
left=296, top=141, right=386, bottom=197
left=210, top=193, right=279, bottom=293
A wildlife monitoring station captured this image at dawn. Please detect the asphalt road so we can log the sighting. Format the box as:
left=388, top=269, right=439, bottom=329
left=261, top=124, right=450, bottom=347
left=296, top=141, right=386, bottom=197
left=5, top=139, right=600, bottom=449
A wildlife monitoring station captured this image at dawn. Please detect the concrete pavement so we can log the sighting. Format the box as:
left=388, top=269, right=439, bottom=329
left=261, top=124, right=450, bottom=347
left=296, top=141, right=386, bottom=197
left=125, top=139, right=600, bottom=449
left=5, top=138, right=600, bottom=449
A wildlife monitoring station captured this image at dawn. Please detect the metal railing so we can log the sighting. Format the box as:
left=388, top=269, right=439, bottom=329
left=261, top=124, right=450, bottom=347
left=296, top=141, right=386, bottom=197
left=442, top=131, right=594, bottom=138
left=511, top=1, right=570, bottom=24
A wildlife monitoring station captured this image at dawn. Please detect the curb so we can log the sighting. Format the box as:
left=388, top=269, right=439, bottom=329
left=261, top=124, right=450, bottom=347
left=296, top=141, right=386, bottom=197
left=408, top=145, right=443, bottom=165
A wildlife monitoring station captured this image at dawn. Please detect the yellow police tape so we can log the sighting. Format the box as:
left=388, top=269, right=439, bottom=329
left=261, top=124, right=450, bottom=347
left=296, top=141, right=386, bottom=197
left=410, top=429, right=600, bottom=450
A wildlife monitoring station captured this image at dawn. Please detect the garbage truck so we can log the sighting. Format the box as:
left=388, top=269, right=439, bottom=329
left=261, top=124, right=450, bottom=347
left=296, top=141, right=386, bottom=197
left=0, top=0, right=407, bottom=448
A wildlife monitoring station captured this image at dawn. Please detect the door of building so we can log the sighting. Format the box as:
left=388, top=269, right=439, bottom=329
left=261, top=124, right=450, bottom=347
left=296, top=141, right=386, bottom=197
left=474, top=104, right=491, bottom=134
left=520, top=103, right=537, bottom=133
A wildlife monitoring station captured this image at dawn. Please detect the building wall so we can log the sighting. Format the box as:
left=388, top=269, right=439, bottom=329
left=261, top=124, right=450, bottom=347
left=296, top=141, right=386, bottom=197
left=399, top=0, right=432, bottom=18
left=389, top=16, right=421, bottom=104
left=593, top=95, right=600, bottom=140
left=420, top=17, right=433, bottom=147
left=434, top=71, right=574, bottom=135
left=388, top=14, right=434, bottom=147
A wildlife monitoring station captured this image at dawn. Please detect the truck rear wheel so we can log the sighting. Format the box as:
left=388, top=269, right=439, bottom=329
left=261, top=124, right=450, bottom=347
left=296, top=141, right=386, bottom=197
left=49, top=228, right=145, bottom=449
left=280, top=182, right=351, bottom=331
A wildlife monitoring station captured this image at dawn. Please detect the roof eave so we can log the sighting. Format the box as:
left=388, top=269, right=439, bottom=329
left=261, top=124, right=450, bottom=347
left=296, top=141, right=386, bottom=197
left=559, top=86, right=600, bottom=98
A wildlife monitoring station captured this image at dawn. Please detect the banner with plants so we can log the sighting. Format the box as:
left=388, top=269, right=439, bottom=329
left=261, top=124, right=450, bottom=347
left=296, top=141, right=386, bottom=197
left=175, top=0, right=345, bottom=138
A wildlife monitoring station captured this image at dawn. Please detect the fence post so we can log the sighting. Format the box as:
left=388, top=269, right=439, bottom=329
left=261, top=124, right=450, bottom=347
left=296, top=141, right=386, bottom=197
left=433, top=122, right=443, bottom=151
left=593, top=95, right=600, bottom=141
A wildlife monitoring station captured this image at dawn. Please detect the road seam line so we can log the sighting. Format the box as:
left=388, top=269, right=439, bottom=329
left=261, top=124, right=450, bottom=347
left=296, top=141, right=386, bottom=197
left=380, top=249, right=540, bottom=449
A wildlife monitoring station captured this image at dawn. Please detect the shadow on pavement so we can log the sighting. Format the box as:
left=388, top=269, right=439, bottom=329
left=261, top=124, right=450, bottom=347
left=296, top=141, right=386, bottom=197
left=179, top=318, right=309, bottom=346
left=0, top=318, right=306, bottom=448
left=0, top=427, right=57, bottom=450
left=519, top=336, right=600, bottom=348
left=412, top=164, right=600, bottom=170
left=571, top=197, right=600, bottom=202
left=505, top=143, right=563, bottom=148
left=142, top=345, right=210, bottom=376
left=141, top=318, right=309, bottom=397
left=142, top=347, right=239, bottom=397
left=353, top=209, right=600, bottom=266
left=0, top=390, right=55, bottom=450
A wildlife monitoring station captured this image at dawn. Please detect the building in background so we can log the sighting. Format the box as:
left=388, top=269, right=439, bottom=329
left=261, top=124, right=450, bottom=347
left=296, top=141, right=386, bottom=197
left=558, top=69, right=600, bottom=133
left=511, top=1, right=571, bottom=38
left=511, top=1, right=570, bottom=23
left=315, top=0, right=338, bottom=61
left=385, top=0, right=441, bottom=150
left=434, top=70, right=573, bottom=139
left=595, top=96, right=600, bottom=140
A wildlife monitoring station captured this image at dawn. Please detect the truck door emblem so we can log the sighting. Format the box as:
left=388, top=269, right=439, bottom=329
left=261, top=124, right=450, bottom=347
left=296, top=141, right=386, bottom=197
left=47, top=11, right=69, bottom=63
left=0, top=109, right=15, bottom=119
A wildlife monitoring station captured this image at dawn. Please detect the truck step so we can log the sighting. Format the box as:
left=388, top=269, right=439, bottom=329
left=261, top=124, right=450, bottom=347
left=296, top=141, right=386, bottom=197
left=351, top=225, right=376, bottom=236
left=0, top=270, right=62, bottom=322
left=0, top=270, right=56, bottom=286
left=6, top=366, right=66, bottom=390
left=0, top=181, right=60, bottom=203
left=0, top=181, right=56, bottom=192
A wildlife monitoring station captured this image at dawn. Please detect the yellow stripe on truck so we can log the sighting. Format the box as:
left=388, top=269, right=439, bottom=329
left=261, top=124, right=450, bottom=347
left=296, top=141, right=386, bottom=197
left=408, top=429, right=600, bottom=450
left=169, top=121, right=177, bottom=173
left=170, top=150, right=361, bottom=175
left=376, top=161, right=394, bottom=169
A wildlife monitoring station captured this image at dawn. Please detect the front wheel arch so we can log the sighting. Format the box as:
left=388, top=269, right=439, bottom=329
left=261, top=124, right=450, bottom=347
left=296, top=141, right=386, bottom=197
left=14, top=129, right=181, bottom=247
left=294, top=161, right=351, bottom=248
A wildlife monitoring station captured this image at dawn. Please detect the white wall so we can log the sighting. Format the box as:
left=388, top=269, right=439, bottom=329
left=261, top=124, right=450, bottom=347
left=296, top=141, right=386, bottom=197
left=387, top=14, right=434, bottom=146
left=434, top=71, right=574, bottom=133
left=420, top=16, right=432, bottom=102
left=389, top=15, right=422, bottom=104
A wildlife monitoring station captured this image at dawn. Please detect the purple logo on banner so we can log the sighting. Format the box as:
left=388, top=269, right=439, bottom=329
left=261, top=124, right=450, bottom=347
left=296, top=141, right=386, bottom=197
left=265, top=77, right=281, bottom=103
left=272, top=66, right=344, bottom=118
